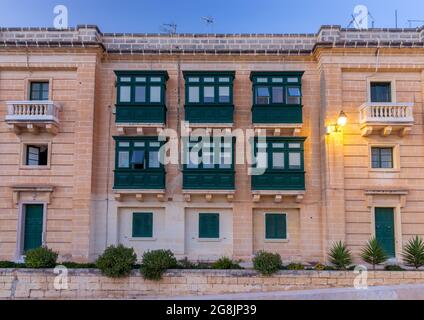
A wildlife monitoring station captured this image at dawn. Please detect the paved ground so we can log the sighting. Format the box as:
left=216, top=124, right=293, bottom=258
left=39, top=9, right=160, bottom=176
left=150, top=284, right=424, bottom=300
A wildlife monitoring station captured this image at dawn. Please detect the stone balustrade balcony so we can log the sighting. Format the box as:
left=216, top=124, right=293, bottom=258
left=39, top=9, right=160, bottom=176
left=5, top=101, right=61, bottom=134
left=359, top=102, right=414, bottom=137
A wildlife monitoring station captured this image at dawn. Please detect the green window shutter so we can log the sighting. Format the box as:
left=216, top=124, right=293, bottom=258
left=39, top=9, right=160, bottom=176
left=199, top=213, right=219, bottom=238
left=23, top=204, right=44, bottom=252
left=132, top=212, right=153, bottom=238
left=265, top=214, right=287, bottom=239
left=375, top=208, right=396, bottom=257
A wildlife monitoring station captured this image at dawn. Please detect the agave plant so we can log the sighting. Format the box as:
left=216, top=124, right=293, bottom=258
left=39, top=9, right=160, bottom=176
left=360, top=237, right=388, bottom=270
left=402, top=236, right=424, bottom=269
left=328, top=241, right=352, bottom=270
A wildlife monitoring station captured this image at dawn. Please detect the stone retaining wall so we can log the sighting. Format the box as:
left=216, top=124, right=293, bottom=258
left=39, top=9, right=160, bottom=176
left=1, top=269, right=424, bottom=299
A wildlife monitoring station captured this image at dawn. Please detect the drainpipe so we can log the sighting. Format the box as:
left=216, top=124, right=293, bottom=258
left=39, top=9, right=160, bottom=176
left=105, top=104, right=112, bottom=249
left=177, top=55, right=182, bottom=170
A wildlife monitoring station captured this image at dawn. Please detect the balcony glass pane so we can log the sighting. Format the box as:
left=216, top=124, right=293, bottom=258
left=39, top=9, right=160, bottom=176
left=272, top=87, right=284, bottom=103
left=256, top=152, right=267, bottom=169
left=119, top=86, right=131, bottom=102
left=219, top=86, right=230, bottom=103
left=150, top=86, right=161, bottom=103
left=118, top=151, right=130, bottom=168
left=289, top=152, right=301, bottom=169
left=287, top=87, right=301, bottom=104
left=204, top=86, right=215, bottom=103
left=256, top=87, right=270, bottom=104
left=219, top=154, right=232, bottom=169
left=149, top=151, right=160, bottom=168
left=289, top=143, right=301, bottom=149
left=202, top=151, right=214, bottom=168
left=119, top=142, right=130, bottom=147
left=135, top=86, right=146, bottom=103
left=187, top=150, right=199, bottom=168
left=131, top=150, right=145, bottom=169
left=189, top=86, right=200, bottom=103
left=134, top=142, right=145, bottom=147
left=272, top=152, right=285, bottom=169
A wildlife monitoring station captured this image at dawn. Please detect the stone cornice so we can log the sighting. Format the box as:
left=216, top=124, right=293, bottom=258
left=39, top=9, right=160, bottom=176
left=1, top=24, right=424, bottom=55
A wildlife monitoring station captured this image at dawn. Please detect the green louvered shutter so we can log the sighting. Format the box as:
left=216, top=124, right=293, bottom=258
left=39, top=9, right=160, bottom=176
left=375, top=208, right=395, bottom=257
left=23, top=204, right=44, bottom=252
left=199, top=213, right=219, bottom=238
left=265, top=214, right=287, bottom=239
left=132, top=212, right=153, bottom=238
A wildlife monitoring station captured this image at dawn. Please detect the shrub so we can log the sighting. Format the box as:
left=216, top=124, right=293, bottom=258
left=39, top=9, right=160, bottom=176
left=195, top=262, right=213, bottom=269
left=140, top=250, right=177, bottom=281
left=385, top=264, right=405, bottom=271
left=252, top=251, right=282, bottom=276
left=314, top=263, right=326, bottom=271
left=211, top=257, right=242, bottom=270
left=324, top=265, right=336, bottom=271
left=287, top=263, right=304, bottom=270
left=360, top=237, right=388, bottom=270
left=61, top=262, right=97, bottom=269
left=328, top=241, right=352, bottom=270
left=25, top=246, right=58, bottom=268
left=0, top=261, right=19, bottom=268
left=96, top=245, right=137, bottom=278
left=177, top=257, right=196, bottom=269
left=402, top=236, right=424, bottom=269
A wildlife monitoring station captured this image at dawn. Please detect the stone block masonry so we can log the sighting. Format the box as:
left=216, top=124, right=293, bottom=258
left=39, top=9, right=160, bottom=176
left=1, top=269, right=424, bottom=299
left=1, top=25, right=424, bottom=54
left=2, top=23, right=424, bottom=266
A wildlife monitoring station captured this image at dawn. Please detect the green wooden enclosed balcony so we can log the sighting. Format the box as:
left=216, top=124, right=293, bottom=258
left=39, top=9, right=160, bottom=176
left=183, top=71, right=235, bottom=124
left=182, top=136, right=235, bottom=190
left=183, top=170, right=235, bottom=190
left=113, top=137, right=165, bottom=190
left=114, top=170, right=165, bottom=189
left=251, top=137, right=306, bottom=191
left=115, top=71, right=169, bottom=124
left=252, top=172, right=305, bottom=190
left=251, top=71, right=304, bottom=124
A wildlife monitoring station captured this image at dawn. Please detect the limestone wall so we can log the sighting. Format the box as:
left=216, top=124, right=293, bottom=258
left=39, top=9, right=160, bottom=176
left=1, top=268, right=424, bottom=299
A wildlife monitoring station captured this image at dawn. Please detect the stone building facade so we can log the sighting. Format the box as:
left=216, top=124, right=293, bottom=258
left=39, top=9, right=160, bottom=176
left=0, top=25, right=423, bottom=263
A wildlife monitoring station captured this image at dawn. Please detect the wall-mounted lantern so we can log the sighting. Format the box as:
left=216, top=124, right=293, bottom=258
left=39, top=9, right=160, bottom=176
left=326, top=111, right=348, bottom=134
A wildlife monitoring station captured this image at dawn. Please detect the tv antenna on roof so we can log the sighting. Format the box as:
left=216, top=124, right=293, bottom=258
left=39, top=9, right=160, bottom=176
left=347, top=5, right=375, bottom=29
left=160, top=22, right=177, bottom=35
left=201, top=16, right=214, bottom=33
left=407, top=20, right=424, bottom=28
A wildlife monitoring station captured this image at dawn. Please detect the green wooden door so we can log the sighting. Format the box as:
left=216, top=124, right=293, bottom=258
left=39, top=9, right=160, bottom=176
left=375, top=208, right=395, bottom=257
left=23, top=204, right=44, bottom=252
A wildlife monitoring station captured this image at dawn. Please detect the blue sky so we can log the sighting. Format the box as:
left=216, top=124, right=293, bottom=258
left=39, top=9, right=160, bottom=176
left=0, top=0, right=423, bottom=33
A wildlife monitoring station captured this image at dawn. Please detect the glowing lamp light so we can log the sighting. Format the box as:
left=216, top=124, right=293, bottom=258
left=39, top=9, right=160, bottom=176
left=326, top=110, right=348, bottom=134
left=337, top=111, right=348, bottom=127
